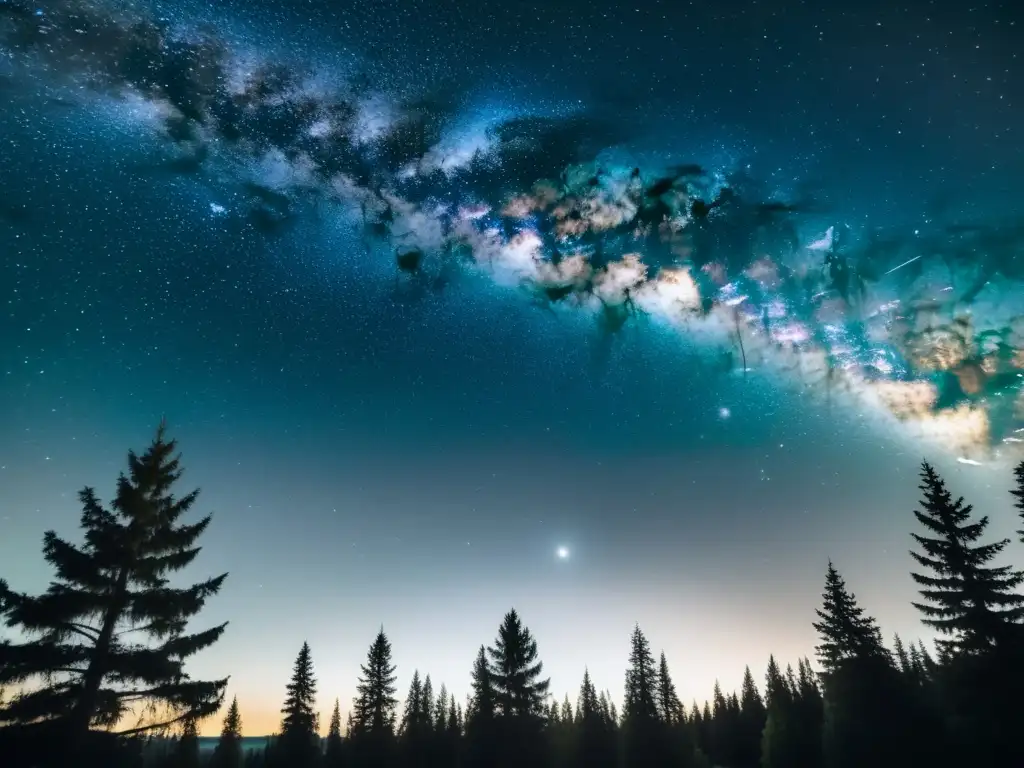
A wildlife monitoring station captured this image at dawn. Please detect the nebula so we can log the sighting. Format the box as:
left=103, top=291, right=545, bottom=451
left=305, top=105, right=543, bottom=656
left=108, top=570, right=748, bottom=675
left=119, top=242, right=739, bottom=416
left=2, top=0, right=1022, bottom=460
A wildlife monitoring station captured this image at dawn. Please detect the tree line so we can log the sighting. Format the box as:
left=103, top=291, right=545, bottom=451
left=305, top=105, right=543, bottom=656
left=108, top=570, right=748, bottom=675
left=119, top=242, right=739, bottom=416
left=2, top=427, right=1024, bottom=767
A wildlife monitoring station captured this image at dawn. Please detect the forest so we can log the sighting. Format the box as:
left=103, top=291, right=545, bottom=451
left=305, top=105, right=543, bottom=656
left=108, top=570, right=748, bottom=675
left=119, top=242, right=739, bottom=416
left=1, top=427, right=1024, bottom=768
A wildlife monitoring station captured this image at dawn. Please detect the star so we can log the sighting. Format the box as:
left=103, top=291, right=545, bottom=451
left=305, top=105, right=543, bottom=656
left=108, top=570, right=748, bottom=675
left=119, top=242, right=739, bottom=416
left=556, top=546, right=570, bottom=560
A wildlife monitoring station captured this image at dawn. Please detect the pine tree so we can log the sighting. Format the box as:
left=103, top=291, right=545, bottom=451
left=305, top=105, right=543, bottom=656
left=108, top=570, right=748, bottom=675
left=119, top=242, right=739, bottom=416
left=325, top=699, right=344, bottom=768
left=212, top=696, right=243, bottom=768
left=892, top=634, right=911, bottom=676
left=278, top=642, right=319, bottom=768
left=709, top=682, right=732, bottom=767
left=353, top=629, right=398, bottom=735
left=623, top=625, right=663, bottom=768
left=561, top=694, right=573, bottom=724
left=445, top=698, right=460, bottom=768
left=436, top=683, right=450, bottom=731
left=738, top=666, right=765, bottom=768
left=0, top=425, right=228, bottom=746
left=793, top=659, right=824, bottom=768
left=761, top=656, right=794, bottom=768
left=400, top=671, right=429, bottom=768
left=576, top=669, right=615, bottom=768
left=812, top=562, right=889, bottom=673
left=400, top=670, right=423, bottom=736
left=420, top=674, right=435, bottom=729
left=173, top=715, right=201, bottom=768
left=1012, top=459, right=1024, bottom=542
left=352, top=629, right=398, bottom=768
left=465, top=645, right=496, bottom=768
left=655, top=652, right=683, bottom=725
left=910, top=461, right=1024, bottom=654
left=486, top=609, right=549, bottom=768
left=624, top=625, right=659, bottom=722
left=487, top=609, right=550, bottom=718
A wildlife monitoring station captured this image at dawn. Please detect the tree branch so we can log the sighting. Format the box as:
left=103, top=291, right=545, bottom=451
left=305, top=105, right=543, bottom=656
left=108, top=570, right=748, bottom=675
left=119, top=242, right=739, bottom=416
left=64, top=622, right=101, bottom=642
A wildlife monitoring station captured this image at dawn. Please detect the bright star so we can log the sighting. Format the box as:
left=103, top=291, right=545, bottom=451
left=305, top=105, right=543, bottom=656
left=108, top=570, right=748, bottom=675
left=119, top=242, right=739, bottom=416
left=557, top=546, right=569, bottom=560
left=718, top=407, right=731, bottom=419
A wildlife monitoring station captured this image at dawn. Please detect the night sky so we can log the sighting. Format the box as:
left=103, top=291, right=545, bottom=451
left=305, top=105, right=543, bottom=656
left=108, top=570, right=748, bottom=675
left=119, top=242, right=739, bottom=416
left=2, top=0, right=1023, bottom=736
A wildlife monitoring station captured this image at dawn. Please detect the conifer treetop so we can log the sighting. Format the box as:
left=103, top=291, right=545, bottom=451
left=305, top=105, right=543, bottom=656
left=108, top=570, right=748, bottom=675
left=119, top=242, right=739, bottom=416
left=910, top=461, right=1024, bottom=654
left=1012, top=459, right=1024, bottom=542
left=624, top=624, right=659, bottom=723
left=353, top=628, right=399, bottom=735
left=812, top=560, right=889, bottom=673
left=0, top=425, right=228, bottom=735
left=281, top=641, right=318, bottom=737
left=487, top=608, right=550, bottom=720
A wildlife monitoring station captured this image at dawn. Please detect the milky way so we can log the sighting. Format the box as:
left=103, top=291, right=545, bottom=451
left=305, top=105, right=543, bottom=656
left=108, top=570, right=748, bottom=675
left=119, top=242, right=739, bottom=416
left=3, top=0, right=1023, bottom=460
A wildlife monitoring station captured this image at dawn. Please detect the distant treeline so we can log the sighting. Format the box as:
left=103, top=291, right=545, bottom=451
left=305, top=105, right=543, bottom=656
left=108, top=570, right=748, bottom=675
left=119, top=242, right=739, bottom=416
left=2, top=427, right=1024, bottom=768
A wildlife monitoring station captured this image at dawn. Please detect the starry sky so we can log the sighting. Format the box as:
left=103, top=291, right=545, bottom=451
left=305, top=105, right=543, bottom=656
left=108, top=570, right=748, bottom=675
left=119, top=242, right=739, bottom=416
left=2, top=0, right=1023, bottom=737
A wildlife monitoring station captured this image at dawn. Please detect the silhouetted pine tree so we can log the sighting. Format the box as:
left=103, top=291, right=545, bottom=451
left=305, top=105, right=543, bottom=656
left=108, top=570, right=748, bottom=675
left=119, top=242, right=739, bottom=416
left=709, top=681, right=729, bottom=766
left=699, top=701, right=712, bottom=756
left=420, top=674, right=435, bottom=732
left=910, top=461, right=1024, bottom=655
left=277, top=642, right=319, bottom=768
left=173, top=715, right=201, bottom=768
left=761, top=655, right=794, bottom=768
left=910, top=462, right=1024, bottom=767
left=352, top=629, right=398, bottom=768
left=623, top=625, right=663, bottom=768
left=689, top=701, right=705, bottom=756
left=465, top=646, right=496, bottom=768
left=436, top=683, right=450, bottom=731
left=400, top=670, right=428, bottom=768
left=812, top=565, right=930, bottom=768
left=325, top=699, right=344, bottom=768
left=793, top=658, right=824, bottom=768
left=443, top=697, right=461, bottom=768
left=0, top=425, right=228, bottom=761
left=486, top=609, right=550, bottom=768
left=812, top=561, right=889, bottom=673
left=573, top=670, right=614, bottom=768
left=548, top=694, right=574, bottom=768
left=1013, top=459, right=1024, bottom=543
left=738, top=666, right=765, bottom=768
left=212, top=696, right=243, bottom=768
left=892, top=634, right=911, bottom=676
left=655, top=652, right=683, bottom=725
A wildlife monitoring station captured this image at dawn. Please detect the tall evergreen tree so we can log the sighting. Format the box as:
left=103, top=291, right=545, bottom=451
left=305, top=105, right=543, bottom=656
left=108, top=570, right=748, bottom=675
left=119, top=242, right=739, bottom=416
left=624, top=625, right=659, bottom=722
left=173, top=715, right=201, bottom=768
left=420, top=674, right=435, bottom=730
left=325, top=699, right=344, bottom=768
left=486, top=609, right=550, bottom=768
left=812, top=562, right=889, bottom=672
left=400, top=670, right=424, bottom=736
left=436, top=683, right=450, bottom=731
left=892, top=634, right=911, bottom=676
left=278, top=642, right=319, bottom=768
left=623, top=625, right=663, bottom=768
left=212, top=696, right=243, bottom=768
left=1012, top=459, right=1024, bottom=543
left=351, top=629, right=398, bottom=768
left=487, top=609, right=550, bottom=718
left=655, top=652, right=683, bottom=725
left=353, top=629, right=398, bottom=735
left=0, top=425, right=228, bottom=747
left=738, top=666, right=765, bottom=768
left=575, top=669, right=615, bottom=768
left=465, top=646, right=496, bottom=768
left=910, top=461, right=1024, bottom=655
